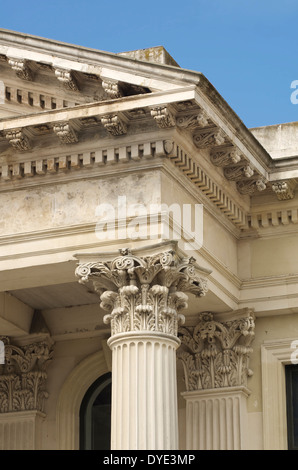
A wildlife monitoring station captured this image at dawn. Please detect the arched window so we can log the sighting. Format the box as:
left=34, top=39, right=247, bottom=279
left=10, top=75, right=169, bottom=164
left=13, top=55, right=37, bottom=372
left=79, top=372, right=111, bottom=450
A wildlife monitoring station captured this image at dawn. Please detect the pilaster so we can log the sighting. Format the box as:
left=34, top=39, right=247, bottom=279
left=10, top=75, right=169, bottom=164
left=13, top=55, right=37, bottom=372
left=178, top=310, right=255, bottom=450
left=0, top=336, right=53, bottom=450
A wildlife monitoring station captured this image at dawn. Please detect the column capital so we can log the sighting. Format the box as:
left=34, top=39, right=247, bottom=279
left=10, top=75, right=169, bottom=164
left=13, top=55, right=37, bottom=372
left=75, top=243, right=210, bottom=339
left=178, top=309, right=255, bottom=391
left=0, top=336, right=54, bottom=414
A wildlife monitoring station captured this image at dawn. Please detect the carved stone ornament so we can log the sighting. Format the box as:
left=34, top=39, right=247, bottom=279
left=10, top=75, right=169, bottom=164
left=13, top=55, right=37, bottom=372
left=5, top=128, right=31, bottom=151
left=75, top=247, right=209, bottom=338
left=224, top=164, right=254, bottom=181
left=271, top=180, right=295, bottom=200
left=54, top=67, right=79, bottom=91
left=102, top=79, right=123, bottom=99
left=236, top=178, right=267, bottom=195
left=53, top=121, right=79, bottom=144
left=150, top=106, right=176, bottom=128
left=178, top=311, right=255, bottom=391
left=7, top=58, right=33, bottom=81
left=210, top=146, right=242, bottom=167
left=193, top=128, right=226, bottom=149
left=101, top=114, right=127, bottom=136
left=176, top=110, right=210, bottom=130
left=0, top=337, right=53, bottom=414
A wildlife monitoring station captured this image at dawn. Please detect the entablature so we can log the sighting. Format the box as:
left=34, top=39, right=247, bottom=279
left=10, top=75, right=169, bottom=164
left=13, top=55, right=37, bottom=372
left=0, top=29, right=297, bottom=239
left=0, top=84, right=296, bottom=238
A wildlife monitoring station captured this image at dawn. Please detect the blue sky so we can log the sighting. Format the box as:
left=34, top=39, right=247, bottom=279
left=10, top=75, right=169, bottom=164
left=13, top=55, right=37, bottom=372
left=0, top=0, right=297, bottom=128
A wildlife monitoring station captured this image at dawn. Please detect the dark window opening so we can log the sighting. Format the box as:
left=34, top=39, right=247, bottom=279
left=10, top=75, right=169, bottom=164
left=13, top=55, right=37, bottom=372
left=79, top=372, right=111, bottom=450
left=286, top=364, right=298, bottom=450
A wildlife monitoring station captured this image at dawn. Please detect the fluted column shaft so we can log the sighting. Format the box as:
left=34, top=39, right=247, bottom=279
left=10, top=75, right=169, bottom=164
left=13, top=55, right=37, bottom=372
left=182, top=387, right=250, bottom=450
left=110, top=332, right=179, bottom=449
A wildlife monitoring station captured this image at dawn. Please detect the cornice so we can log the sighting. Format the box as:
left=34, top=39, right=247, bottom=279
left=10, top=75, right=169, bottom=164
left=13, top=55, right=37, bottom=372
left=0, top=29, right=201, bottom=89
left=0, top=41, right=296, bottom=237
left=0, top=132, right=296, bottom=237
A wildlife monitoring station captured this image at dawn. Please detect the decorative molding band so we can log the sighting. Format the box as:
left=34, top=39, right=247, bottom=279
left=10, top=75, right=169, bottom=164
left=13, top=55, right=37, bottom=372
left=0, top=140, right=162, bottom=184
left=3, top=83, right=81, bottom=110
left=0, top=337, right=54, bottom=414
left=163, top=140, right=248, bottom=228
left=261, top=338, right=294, bottom=450
left=247, top=208, right=298, bottom=230
left=178, top=310, right=255, bottom=391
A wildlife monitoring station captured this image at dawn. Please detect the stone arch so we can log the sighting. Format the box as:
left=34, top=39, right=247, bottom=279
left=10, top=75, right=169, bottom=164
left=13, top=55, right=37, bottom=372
left=56, top=344, right=111, bottom=450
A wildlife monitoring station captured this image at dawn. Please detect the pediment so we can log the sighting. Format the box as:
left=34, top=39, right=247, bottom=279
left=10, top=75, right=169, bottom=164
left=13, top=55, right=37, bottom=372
left=0, top=49, right=153, bottom=120
left=0, top=30, right=188, bottom=120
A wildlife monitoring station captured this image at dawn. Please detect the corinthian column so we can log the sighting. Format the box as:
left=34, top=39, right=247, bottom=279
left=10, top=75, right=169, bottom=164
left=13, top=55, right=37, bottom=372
left=75, top=242, right=209, bottom=450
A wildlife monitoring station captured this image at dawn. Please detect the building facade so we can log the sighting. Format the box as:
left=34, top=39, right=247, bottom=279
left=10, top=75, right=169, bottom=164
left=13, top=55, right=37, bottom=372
left=0, top=29, right=298, bottom=450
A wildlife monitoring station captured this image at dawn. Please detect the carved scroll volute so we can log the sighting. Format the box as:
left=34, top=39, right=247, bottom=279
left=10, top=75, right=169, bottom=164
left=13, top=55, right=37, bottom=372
left=75, top=247, right=210, bottom=339
left=178, top=310, right=255, bottom=391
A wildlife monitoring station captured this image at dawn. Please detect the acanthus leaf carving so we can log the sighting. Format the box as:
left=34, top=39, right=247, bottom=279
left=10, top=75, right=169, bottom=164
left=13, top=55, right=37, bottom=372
left=193, top=127, right=226, bottom=149
left=53, top=121, right=79, bottom=144
left=102, top=79, right=123, bottom=99
left=271, top=180, right=295, bottom=200
left=75, top=247, right=209, bottom=338
left=54, top=67, right=79, bottom=91
left=224, top=164, right=254, bottom=181
left=101, top=114, right=127, bottom=135
left=176, top=110, right=210, bottom=130
left=4, top=128, right=31, bottom=151
left=178, top=311, right=255, bottom=391
left=0, top=337, right=54, bottom=414
left=210, top=146, right=242, bottom=167
left=7, top=58, right=33, bottom=81
left=150, top=106, right=176, bottom=128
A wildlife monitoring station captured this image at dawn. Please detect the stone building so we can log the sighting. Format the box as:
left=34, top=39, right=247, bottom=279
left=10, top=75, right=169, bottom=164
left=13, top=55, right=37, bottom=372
left=0, top=29, right=298, bottom=451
